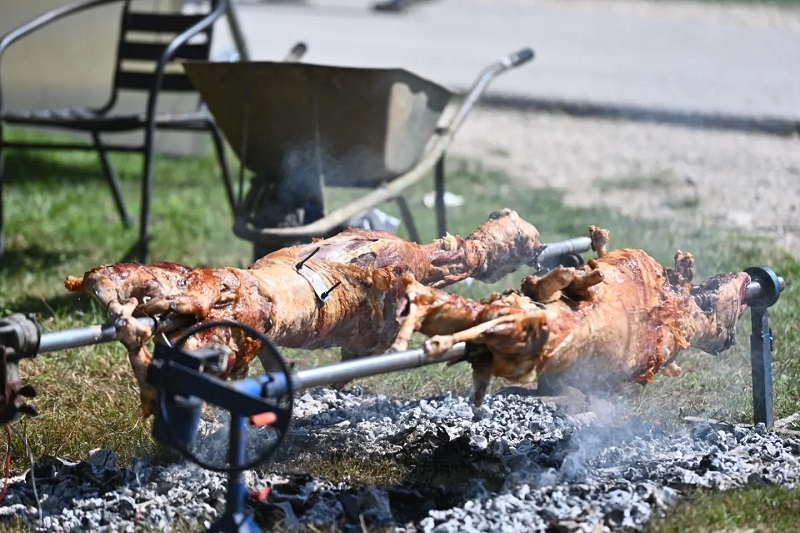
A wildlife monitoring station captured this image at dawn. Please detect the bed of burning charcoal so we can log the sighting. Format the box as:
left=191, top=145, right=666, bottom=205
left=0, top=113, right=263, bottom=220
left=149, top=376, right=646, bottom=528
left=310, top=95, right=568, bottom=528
left=2, top=387, right=800, bottom=532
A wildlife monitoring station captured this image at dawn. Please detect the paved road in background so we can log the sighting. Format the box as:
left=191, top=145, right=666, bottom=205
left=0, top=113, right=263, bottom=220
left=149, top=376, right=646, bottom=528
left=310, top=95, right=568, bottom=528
left=214, top=0, right=800, bottom=122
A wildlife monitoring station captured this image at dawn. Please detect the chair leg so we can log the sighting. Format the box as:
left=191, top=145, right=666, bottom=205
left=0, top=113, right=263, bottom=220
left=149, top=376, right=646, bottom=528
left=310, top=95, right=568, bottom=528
left=138, top=130, right=157, bottom=264
left=208, top=123, right=236, bottom=214
left=92, top=131, right=133, bottom=227
left=0, top=145, right=5, bottom=258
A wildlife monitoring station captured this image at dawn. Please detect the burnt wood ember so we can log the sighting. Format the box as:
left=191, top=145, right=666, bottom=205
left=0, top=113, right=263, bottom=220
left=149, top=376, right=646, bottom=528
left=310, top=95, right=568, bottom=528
left=393, top=226, right=751, bottom=404
left=64, top=209, right=544, bottom=416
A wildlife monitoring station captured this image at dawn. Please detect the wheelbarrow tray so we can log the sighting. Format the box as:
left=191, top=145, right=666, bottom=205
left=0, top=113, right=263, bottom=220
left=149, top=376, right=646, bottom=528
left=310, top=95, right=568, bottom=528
left=184, top=61, right=453, bottom=186
left=182, top=48, right=533, bottom=250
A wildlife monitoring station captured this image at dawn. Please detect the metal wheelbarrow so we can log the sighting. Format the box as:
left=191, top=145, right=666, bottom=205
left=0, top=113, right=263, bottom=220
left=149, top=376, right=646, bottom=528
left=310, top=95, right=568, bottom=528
left=184, top=48, right=534, bottom=258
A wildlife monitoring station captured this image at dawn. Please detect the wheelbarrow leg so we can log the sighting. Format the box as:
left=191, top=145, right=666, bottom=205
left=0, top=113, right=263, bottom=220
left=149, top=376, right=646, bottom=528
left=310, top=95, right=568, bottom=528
left=0, top=148, right=4, bottom=258
left=395, top=196, right=420, bottom=243
left=435, top=154, right=447, bottom=237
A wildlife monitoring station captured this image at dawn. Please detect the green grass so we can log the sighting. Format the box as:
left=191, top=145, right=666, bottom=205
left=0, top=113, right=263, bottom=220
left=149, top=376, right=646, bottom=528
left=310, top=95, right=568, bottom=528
left=648, top=486, right=800, bottom=533
left=1, top=127, right=799, bottom=529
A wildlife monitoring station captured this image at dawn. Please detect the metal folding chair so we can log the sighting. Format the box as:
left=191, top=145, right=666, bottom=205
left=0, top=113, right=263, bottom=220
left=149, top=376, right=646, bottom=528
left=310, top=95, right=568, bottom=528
left=0, top=0, right=236, bottom=262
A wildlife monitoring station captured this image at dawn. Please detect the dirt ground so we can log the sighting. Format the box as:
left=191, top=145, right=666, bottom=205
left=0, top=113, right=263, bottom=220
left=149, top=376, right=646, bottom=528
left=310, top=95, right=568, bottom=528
left=451, top=108, right=800, bottom=251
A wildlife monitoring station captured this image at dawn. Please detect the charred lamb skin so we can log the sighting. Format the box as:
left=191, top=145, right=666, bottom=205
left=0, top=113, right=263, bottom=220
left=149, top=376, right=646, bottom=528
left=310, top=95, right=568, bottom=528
left=394, top=226, right=751, bottom=404
left=64, top=209, right=545, bottom=416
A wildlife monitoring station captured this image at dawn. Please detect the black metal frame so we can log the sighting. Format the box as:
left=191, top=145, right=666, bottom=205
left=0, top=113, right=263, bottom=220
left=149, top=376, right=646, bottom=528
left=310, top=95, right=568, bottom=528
left=744, top=266, right=783, bottom=428
left=0, top=0, right=235, bottom=262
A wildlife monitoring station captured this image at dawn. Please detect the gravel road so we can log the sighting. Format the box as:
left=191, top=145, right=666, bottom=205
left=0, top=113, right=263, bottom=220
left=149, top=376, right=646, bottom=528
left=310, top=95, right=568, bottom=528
left=452, top=108, right=800, bottom=250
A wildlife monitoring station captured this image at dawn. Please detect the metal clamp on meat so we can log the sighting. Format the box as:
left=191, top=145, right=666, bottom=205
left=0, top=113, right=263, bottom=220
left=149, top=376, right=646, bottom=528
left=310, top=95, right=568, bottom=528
left=293, top=247, right=342, bottom=303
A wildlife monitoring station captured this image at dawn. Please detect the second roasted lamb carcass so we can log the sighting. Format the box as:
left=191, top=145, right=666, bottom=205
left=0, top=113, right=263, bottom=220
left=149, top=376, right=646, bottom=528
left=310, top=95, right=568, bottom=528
left=393, top=226, right=751, bottom=403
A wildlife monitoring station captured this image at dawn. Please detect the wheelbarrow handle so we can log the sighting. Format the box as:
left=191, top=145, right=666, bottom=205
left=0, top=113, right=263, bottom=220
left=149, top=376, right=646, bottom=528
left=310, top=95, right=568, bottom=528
left=443, top=46, right=536, bottom=134
left=502, top=47, right=535, bottom=69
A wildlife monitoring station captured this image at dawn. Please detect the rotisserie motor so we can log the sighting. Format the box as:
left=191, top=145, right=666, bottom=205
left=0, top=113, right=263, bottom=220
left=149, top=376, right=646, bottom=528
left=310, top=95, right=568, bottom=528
left=64, top=211, right=751, bottom=415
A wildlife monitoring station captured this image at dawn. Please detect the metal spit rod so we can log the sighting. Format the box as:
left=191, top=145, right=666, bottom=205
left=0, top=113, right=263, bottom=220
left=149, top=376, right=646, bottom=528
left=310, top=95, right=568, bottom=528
left=37, top=317, right=155, bottom=354
left=746, top=277, right=785, bottom=303
left=243, top=342, right=469, bottom=400
left=537, top=237, right=592, bottom=262
left=293, top=343, right=467, bottom=392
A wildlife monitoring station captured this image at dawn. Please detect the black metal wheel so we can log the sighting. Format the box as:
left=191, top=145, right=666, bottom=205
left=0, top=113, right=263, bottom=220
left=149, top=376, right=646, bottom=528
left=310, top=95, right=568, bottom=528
left=155, top=320, right=293, bottom=472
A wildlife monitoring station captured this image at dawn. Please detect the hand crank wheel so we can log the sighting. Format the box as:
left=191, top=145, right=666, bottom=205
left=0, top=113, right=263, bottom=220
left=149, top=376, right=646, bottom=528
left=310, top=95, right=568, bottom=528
left=155, top=320, right=293, bottom=472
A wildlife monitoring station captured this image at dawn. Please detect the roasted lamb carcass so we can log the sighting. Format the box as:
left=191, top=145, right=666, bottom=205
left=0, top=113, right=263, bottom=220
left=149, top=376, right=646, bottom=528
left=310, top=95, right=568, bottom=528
left=392, top=226, right=751, bottom=404
left=64, top=209, right=546, bottom=416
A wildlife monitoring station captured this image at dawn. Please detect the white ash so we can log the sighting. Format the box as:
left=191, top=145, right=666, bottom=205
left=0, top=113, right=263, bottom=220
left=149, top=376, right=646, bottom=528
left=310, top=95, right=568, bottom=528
left=183, top=407, right=284, bottom=470
left=276, top=389, right=800, bottom=531
left=2, top=388, right=800, bottom=532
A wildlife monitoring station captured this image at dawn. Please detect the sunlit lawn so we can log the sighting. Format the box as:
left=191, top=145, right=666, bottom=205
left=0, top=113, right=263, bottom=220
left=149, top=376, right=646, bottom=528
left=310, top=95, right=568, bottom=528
left=1, top=126, right=798, bottom=530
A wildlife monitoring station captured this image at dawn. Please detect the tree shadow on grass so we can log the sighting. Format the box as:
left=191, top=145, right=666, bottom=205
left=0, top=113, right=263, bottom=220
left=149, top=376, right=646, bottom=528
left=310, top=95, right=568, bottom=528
left=0, top=244, right=97, bottom=314
left=2, top=148, right=136, bottom=188
left=0, top=244, right=71, bottom=276
left=9, top=291, right=96, bottom=318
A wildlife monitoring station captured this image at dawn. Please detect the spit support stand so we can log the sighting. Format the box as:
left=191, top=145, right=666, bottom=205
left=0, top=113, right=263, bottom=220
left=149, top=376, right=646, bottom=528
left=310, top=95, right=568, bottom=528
left=744, top=266, right=785, bottom=428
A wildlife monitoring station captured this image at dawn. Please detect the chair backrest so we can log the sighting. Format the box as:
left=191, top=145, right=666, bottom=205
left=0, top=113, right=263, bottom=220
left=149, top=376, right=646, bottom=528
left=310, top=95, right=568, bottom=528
left=112, top=0, right=222, bottom=94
